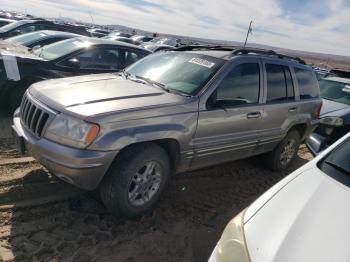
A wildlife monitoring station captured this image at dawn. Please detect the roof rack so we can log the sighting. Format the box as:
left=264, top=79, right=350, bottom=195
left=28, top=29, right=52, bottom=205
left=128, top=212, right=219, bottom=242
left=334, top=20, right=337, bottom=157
left=175, top=45, right=306, bottom=65
left=175, top=45, right=238, bottom=51
left=232, top=48, right=306, bottom=64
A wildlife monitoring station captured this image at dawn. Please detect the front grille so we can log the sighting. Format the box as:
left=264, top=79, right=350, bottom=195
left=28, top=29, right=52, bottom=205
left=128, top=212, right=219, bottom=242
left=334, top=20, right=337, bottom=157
left=20, top=94, right=50, bottom=137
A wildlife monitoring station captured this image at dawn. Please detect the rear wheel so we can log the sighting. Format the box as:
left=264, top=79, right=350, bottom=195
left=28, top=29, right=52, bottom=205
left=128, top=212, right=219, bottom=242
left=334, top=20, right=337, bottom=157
left=100, top=143, right=170, bottom=218
left=265, top=130, right=301, bottom=171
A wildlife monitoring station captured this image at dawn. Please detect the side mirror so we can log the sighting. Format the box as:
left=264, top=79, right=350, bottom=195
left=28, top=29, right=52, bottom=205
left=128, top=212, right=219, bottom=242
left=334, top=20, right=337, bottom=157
left=31, top=45, right=41, bottom=51
left=305, top=133, right=327, bottom=156
left=9, top=30, right=21, bottom=36
left=68, top=58, right=80, bottom=73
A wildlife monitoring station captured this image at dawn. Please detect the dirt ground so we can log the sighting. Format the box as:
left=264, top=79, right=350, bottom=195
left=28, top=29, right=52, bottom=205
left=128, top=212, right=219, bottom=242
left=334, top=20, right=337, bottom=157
left=0, top=112, right=313, bottom=262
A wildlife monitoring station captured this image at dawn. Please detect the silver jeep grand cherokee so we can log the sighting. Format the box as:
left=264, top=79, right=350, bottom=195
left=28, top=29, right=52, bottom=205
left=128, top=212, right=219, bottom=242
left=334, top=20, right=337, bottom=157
left=12, top=46, right=322, bottom=218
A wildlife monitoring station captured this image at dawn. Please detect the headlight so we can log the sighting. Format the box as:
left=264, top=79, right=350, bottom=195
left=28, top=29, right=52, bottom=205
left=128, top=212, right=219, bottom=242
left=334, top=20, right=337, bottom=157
left=319, top=116, right=343, bottom=127
left=44, top=114, right=99, bottom=148
left=209, top=210, right=250, bottom=262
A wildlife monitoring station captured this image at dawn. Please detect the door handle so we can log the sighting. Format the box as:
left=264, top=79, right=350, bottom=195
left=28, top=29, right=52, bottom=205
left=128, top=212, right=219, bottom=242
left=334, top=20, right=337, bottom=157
left=289, top=107, right=297, bottom=112
left=247, top=112, right=261, bottom=119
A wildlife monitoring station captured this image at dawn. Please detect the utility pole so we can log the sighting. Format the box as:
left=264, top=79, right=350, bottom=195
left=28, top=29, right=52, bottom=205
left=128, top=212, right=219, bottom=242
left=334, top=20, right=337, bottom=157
left=243, top=20, right=253, bottom=48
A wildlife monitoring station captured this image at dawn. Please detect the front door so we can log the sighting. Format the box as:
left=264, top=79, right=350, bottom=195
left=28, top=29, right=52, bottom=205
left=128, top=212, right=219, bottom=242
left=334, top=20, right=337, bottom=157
left=191, top=58, right=264, bottom=169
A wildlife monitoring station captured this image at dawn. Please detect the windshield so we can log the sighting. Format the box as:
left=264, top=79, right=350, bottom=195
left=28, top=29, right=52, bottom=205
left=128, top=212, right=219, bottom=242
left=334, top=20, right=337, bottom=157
left=6, top=31, right=48, bottom=45
left=33, top=38, right=90, bottom=60
left=125, top=52, right=224, bottom=95
left=319, top=79, right=350, bottom=106
left=0, top=20, right=29, bottom=33
left=325, top=140, right=350, bottom=175
left=320, top=137, right=350, bottom=187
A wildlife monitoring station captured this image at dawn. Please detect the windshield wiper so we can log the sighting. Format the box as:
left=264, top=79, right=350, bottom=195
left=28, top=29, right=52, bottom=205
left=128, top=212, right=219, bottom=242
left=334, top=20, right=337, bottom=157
left=134, top=75, right=191, bottom=97
left=134, top=75, right=167, bottom=89
left=120, top=69, right=130, bottom=78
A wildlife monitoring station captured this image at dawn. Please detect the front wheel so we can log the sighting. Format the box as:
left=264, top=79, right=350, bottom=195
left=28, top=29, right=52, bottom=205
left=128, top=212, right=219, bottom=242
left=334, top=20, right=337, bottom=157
left=265, top=130, right=301, bottom=171
left=100, top=143, right=170, bottom=218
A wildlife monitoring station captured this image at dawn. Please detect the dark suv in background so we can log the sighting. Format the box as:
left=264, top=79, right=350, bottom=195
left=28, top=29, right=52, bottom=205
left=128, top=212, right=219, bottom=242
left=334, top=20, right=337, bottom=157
left=13, top=46, right=321, bottom=218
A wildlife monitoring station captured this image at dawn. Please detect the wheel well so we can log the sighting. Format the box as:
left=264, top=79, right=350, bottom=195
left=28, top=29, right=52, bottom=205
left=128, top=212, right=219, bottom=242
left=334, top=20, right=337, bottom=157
left=289, top=123, right=307, bottom=139
left=152, top=139, right=180, bottom=172
left=117, top=139, right=181, bottom=172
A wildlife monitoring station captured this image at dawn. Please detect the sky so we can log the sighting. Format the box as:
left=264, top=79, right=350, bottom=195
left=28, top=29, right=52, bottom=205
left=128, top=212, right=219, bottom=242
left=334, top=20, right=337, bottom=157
left=2, top=0, right=350, bottom=56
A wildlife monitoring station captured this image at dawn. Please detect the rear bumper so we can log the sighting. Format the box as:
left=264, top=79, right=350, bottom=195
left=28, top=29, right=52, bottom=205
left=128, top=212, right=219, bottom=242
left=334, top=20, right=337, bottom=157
left=12, top=113, right=118, bottom=190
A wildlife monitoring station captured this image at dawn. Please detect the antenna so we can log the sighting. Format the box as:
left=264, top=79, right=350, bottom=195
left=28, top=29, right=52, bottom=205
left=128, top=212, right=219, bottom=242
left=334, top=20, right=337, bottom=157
left=89, top=11, right=95, bottom=25
left=243, top=20, right=253, bottom=48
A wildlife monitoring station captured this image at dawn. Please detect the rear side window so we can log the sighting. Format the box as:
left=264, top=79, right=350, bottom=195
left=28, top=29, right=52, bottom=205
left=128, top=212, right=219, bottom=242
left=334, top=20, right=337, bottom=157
left=266, top=64, right=295, bottom=103
left=294, top=68, right=319, bottom=99
left=75, top=48, right=120, bottom=70
left=215, top=63, right=260, bottom=107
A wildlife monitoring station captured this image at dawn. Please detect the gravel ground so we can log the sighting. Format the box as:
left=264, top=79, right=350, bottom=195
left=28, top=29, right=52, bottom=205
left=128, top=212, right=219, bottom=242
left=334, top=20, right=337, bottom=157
left=0, top=112, right=313, bottom=262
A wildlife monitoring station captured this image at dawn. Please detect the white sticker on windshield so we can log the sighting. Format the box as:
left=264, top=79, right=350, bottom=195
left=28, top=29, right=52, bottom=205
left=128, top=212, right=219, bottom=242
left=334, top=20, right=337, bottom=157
left=188, top=57, right=215, bottom=68
left=1, top=50, right=20, bottom=81
left=342, top=85, right=350, bottom=93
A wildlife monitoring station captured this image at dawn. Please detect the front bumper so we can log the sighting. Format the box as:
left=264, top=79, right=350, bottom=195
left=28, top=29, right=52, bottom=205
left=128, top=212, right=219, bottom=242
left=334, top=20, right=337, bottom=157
left=12, top=114, right=118, bottom=190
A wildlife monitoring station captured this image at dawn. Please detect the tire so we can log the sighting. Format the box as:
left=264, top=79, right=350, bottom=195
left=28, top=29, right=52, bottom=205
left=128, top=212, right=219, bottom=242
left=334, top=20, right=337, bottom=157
left=100, top=143, right=170, bottom=218
left=265, top=130, right=301, bottom=171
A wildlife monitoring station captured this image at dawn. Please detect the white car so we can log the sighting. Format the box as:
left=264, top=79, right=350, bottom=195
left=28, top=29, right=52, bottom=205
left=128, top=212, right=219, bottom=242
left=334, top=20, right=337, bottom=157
left=209, top=132, right=350, bottom=262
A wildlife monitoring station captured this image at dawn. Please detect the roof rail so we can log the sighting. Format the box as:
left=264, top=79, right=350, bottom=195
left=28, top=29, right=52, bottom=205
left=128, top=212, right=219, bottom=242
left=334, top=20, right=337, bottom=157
left=175, top=45, right=238, bottom=51
left=232, top=48, right=306, bottom=64
left=175, top=45, right=306, bottom=65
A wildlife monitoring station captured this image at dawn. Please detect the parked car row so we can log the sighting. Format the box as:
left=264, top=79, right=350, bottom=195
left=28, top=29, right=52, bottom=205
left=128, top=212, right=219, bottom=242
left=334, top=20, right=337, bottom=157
left=0, top=19, right=91, bottom=39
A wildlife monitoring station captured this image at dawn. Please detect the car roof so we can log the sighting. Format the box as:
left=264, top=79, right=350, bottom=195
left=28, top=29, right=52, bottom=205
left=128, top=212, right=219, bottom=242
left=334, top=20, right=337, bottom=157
left=175, top=46, right=308, bottom=67
left=73, top=37, right=151, bottom=52
left=35, top=30, right=81, bottom=37
left=323, top=76, right=350, bottom=84
left=0, top=18, right=16, bottom=22
left=186, top=50, right=233, bottom=59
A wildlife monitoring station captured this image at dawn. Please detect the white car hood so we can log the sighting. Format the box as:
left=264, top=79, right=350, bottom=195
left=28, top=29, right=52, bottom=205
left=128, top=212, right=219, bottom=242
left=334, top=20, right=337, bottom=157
left=244, top=167, right=350, bottom=262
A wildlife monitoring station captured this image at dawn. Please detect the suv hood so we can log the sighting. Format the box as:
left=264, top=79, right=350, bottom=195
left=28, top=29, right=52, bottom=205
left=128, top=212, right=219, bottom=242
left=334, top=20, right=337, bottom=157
left=0, top=40, right=29, bottom=53
left=244, top=167, right=350, bottom=262
left=29, top=73, right=187, bottom=117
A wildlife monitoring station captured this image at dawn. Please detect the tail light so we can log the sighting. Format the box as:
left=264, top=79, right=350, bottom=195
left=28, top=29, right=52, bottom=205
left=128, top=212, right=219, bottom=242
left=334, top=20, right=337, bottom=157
left=315, top=100, right=323, bottom=119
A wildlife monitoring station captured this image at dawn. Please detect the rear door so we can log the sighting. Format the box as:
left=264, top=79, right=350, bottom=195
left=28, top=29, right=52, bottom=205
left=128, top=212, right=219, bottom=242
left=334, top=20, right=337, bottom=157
left=191, top=57, right=264, bottom=169
left=258, top=59, right=299, bottom=151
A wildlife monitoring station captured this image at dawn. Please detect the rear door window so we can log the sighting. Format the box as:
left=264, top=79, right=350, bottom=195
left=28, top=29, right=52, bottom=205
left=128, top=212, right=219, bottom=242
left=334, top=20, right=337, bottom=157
left=294, top=67, right=319, bottom=99
left=266, top=64, right=295, bottom=102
